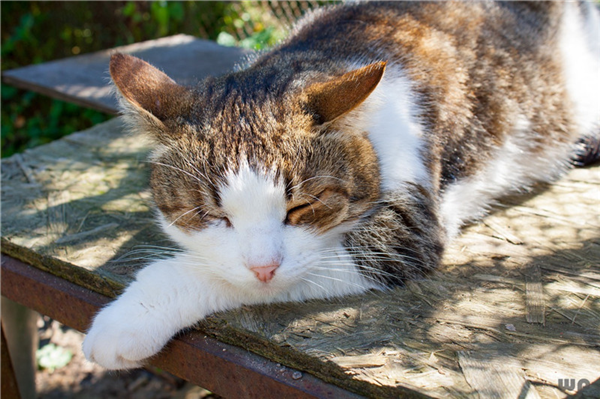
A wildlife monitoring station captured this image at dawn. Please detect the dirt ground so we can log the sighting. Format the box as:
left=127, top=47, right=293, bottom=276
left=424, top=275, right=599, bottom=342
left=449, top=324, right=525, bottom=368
left=36, top=315, right=220, bottom=399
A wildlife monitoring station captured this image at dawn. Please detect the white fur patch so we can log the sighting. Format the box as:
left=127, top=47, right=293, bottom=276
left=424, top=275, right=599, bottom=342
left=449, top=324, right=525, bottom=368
left=218, top=162, right=287, bottom=267
left=559, top=2, right=600, bottom=137
left=362, top=65, right=429, bottom=191
left=440, top=116, right=573, bottom=238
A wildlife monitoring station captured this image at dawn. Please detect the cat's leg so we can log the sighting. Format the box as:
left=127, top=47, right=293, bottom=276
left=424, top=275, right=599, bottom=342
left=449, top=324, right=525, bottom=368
left=82, top=253, right=240, bottom=370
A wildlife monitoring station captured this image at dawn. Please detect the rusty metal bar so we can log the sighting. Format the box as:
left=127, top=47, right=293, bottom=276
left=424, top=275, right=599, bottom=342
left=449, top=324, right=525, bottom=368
left=0, top=255, right=363, bottom=399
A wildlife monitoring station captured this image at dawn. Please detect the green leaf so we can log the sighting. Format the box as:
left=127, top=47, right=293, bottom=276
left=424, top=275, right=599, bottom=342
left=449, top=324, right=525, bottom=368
left=36, top=343, right=73, bottom=372
left=122, top=2, right=136, bottom=17
left=239, top=27, right=276, bottom=50
left=168, top=2, right=184, bottom=22
left=1, top=85, right=18, bottom=100
left=151, top=1, right=170, bottom=36
left=216, top=31, right=236, bottom=47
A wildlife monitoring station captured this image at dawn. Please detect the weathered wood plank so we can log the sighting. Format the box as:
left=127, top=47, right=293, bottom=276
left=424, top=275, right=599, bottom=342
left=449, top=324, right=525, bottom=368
left=458, top=350, right=541, bottom=399
left=1, top=34, right=250, bottom=114
left=1, top=118, right=599, bottom=398
left=526, top=266, right=546, bottom=324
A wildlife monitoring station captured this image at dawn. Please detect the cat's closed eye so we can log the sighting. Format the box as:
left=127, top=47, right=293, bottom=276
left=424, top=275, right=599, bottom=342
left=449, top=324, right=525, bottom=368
left=285, top=201, right=315, bottom=225
left=197, top=211, right=232, bottom=228
left=180, top=211, right=231, bottom=229
left=285, top=189, right=349, bottom=228
left=214, top=216, right=232, bottom=228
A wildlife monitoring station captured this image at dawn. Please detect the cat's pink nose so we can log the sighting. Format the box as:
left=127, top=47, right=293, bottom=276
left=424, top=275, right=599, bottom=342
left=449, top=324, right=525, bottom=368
left=250, top=263, right=279, bottom=283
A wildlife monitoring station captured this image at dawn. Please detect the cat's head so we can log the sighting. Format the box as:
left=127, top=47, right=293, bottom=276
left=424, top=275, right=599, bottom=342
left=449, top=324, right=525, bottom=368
left=110, top=53, right=384, bottom=297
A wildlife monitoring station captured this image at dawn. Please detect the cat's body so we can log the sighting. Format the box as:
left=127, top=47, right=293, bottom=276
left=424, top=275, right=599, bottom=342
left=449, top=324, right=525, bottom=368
left=83, top=1, right=599, bottom=370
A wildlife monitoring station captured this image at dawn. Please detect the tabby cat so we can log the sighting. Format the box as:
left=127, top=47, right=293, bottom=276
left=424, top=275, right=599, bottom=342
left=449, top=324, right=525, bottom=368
left=83, top=1, right=599, bottom=369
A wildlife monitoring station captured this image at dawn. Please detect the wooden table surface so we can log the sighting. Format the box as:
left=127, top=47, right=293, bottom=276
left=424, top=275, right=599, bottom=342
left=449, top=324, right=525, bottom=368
left=2, top=36, right=599, bottom=399
left=2, top=34, right=250, bottom=114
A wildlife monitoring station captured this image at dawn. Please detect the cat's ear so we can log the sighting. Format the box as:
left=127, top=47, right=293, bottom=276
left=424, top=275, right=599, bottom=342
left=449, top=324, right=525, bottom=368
left=305, top=61, right=386, bottom=125
left=109, top=53, right=193, bottom=136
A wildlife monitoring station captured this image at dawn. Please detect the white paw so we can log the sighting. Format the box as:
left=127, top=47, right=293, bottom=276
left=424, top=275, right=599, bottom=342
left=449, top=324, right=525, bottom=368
left=82, top=300, right=174, bottom=370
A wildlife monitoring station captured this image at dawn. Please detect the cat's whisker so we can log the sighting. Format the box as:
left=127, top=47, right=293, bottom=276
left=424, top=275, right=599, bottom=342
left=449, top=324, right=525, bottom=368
left=305, top=271, right=377, bottom=291
left=116, top=254, right=174, bottom=260
left=129, top=243, right=181, bottom=249
left=301, top=277, right=328, bottom=293
left=177, top=253, right=211, bottom=261
left=313, top=263, right=402, bottom=281
left=287, top=175, right=347, bottom=191
left=317, top=251, right=426, bottom=266
left=341, top=250, right=428, bottom=267
left=168, top=261, right=213, bottom=271
left=316, top=257, right=422, bottom=275
left=168, top=205, right=204, bottom=227
left=194, top=209, right=211, bottom=219
left=304, top=193, right=332, bottom=209
left=124, top=246, right=182, bottom=253
left=117, top=249, right=179, bottom=257
left=113, top=247, right=182, bottom=263
left=181, top=156, right=219, bottom=190
left=306, top=272, right=345, bottom=283
left=147, top=161, right=205, bottom=185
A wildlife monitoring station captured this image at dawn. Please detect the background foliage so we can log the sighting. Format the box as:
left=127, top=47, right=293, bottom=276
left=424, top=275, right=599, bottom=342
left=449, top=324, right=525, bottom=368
left=1, top=1, right=325, bottom=158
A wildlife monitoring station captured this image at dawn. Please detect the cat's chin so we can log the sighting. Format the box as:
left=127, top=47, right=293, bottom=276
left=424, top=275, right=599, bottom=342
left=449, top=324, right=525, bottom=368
left=220, top=275, right=300, bottom=302
left=252, top=284, right=286, bottom=298
left=238, top=280, right=293, bottom=299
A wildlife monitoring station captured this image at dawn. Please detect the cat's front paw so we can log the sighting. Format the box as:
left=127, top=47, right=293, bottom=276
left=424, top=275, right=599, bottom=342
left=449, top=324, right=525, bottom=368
left=82, top=302, right=173, bottom=370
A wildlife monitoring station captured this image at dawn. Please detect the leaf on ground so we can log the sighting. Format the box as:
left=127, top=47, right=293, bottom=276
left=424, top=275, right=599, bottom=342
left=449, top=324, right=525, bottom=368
left=36, top=343, right=73, bottom=372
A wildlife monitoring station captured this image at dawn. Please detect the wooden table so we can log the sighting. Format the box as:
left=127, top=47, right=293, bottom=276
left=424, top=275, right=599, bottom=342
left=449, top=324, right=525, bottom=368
left=2, top=35, right=600, bottom=399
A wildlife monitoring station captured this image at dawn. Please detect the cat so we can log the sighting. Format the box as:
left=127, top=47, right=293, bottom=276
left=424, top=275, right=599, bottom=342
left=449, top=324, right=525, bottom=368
left=83, top=1, right=599, bottom=370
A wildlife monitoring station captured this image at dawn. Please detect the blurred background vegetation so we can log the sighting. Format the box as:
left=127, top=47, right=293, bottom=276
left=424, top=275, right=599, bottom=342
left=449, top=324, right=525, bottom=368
left=1, top=1, right=328, bottom=158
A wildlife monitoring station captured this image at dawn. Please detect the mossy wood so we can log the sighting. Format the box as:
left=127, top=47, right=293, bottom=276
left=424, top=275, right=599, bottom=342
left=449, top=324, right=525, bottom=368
left=2, top=118, right=599, bottom=398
